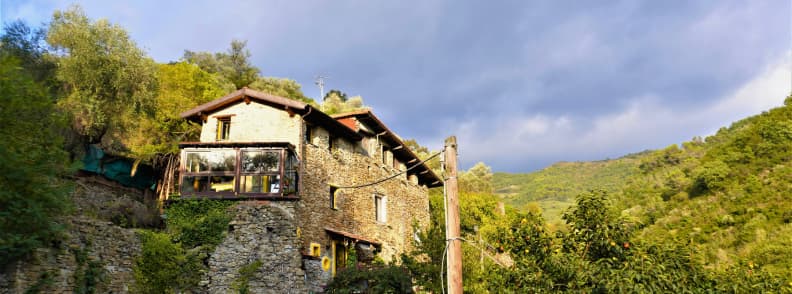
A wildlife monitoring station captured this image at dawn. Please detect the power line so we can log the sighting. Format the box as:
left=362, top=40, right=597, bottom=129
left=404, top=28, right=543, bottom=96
left=335, top=151, right=441, bottom=189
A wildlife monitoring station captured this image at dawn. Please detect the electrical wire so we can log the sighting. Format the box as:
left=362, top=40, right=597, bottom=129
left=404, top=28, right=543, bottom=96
left=334, top=151, right=441, bottom=189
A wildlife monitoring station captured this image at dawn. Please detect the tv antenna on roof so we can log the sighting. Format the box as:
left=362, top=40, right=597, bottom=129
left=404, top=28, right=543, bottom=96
left=315, top=75, right=328, bottom=100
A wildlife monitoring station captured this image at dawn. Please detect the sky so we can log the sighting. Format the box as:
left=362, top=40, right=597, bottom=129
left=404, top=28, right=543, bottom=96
left=3, top=0, right=791, bottom=172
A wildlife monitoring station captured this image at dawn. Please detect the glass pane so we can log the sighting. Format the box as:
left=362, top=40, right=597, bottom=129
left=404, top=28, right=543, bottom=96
left=182, top=176, right=209, bottom=193
left=286, top=152, right=298, bottom=171
left=207, top=150, right=236, bottom=172
left=241, top=151, right=280, bottom=173
left=185, top=153, right=209, bottom=173
left=240, top=175, right=280, bottom=193
left=209, top=176, right=235, bottom=192
left=283, top=171, right=297, bottom=195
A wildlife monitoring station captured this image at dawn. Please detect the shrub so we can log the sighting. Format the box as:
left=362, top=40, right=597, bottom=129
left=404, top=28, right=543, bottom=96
left=164, top=199, right=233, bottom=248
left=325, top=264, right=414, bottom=294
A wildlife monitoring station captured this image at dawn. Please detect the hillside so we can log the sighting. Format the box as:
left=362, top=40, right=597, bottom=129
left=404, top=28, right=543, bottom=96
left=494, top=97, right=792, bottom=278
left=493, top=154, right=642, bottom=223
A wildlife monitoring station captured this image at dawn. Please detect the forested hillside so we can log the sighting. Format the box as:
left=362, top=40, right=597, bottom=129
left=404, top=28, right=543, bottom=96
left=483, top=97, right=792, bottom=289
left=494, top=155, right=641, bottom=223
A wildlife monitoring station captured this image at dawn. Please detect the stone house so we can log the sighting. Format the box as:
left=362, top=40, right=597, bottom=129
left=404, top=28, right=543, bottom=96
left=175, top=87, right=442, bottom=291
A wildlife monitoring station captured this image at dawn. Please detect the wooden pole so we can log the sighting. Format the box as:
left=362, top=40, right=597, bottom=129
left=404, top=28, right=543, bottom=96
left=444, top=136, right=463, bottom=294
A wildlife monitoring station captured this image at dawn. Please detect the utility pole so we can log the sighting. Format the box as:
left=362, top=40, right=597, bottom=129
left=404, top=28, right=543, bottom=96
left=444, top=136, right=463, bottom=294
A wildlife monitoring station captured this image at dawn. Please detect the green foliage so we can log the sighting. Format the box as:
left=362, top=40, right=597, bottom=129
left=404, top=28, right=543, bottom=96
left=133, top=231, right=190, bottom=294
left=134, top=200, right=233, bottom=293
left=494, top=155, right=640, bottom=223
left=183, top=39, right=260, bottom=90
left=459, top=162, right=493, bottom=194
left=72, top=247, right=105, bottom=294
left=320, top=91, right=367, bottom=115
left=562, top=190, right=632, bottom=261
left=125, top=62, right=228, bottom=159
left=0, top=54, right=72, bottom=267
left=249, top=77, right=315, bottom=104
left=48, top=5, right=158, bottom=146
left=325, top=264, right=414, bottom=294
left=23, top=271, right=56, bottom=294
left=232, top=260, right=262, bottom=294
left=164, top=199, right=234, bottom=248
left=0, top=21, right=57, bottom=88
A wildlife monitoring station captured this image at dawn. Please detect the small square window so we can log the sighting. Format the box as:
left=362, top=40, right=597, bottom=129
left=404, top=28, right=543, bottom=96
left=216, top=117, right=231, bottom=141
left=330, top=186, right=338, bottom=210
left=375, top=195, right=387, bottom=223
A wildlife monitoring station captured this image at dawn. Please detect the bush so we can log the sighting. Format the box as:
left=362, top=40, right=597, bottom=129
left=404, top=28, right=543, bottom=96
left=325, top=265, right=414, bottom=294
left=164, top=199, right=233, bottom=248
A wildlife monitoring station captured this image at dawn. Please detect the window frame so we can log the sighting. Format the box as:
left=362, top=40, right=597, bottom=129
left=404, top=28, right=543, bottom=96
left=374, top=194, right=387, bottom=223
left=216, top=117, right=231, bottom=141
left=330, top=185, right=339, bottom=210
left=179, top=146, right=299, bottom=199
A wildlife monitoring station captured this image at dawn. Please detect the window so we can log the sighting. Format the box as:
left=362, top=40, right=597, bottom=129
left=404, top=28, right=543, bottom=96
left=180, top=147, right=299, bottom=198
left=216, top=117, right=231, bottom=141
left=182, top=149, right=236, bottom=194
left=328, top=135, right=336, bottom=151
left=375, top=195, right=387, bottom=223
left=330, top=186, right=338, bottom=210
left=304, top=125, right=313, bottom=144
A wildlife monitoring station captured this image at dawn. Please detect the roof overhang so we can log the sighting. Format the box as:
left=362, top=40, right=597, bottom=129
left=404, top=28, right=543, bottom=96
left=325, top=227, right=381, bottom=246
left=180, top=88, right=362, bottom=141
left=332, top=110, right=443, bottom=188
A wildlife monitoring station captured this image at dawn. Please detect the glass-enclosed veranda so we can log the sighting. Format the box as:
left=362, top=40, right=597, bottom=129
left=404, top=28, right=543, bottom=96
left=178, top=143, right=299, bottom=199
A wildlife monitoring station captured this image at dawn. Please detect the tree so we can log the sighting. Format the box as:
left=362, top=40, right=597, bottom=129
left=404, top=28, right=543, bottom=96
left=223, top=40, right=259, bottom=89
left=321, top=91, right=366, bottom=115
left=183, top=39, right=259, bottom=90
left=324, top=89, right=348, bottom=102
left=249, top=77, right=314, bottom=104
left=459, top=162, right=494, bottom=194
left=124, top=62, right=229, bottom=159
left=0, top=21, right=57, bottom=88
left=0, top=54, right=71, bottom=266
left=47, top=5, right=158, bottom=149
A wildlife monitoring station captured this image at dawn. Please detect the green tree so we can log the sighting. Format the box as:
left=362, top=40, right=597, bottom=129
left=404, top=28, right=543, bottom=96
left=222, top=39, right=258, bottom=89
left=47, top=5, right=158, bottom=148
left=0, top=21, right=57, bottom=88
left=249, top=77, right=314, bottom=104
left=321, top=91, right=366, bottom=115
left=125, top=62, right=228, bottom=158
left=183, top=39, right=259, bottom=90
left=0, top=54, right=71, bottom=266
left=460, top=162, right=493, bottom=194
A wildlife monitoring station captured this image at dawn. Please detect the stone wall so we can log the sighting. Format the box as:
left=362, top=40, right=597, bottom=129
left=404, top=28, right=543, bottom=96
left=297, top=125, right=431, bottom=289
left=204, top=201, right=307, bottom=293
left=1, top=217, right=142, bottom=294
left=200, top=101, right=302, bottom=145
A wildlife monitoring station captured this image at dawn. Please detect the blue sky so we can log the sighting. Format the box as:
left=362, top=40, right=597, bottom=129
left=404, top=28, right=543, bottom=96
left=3, top=0, right=790, bottom=172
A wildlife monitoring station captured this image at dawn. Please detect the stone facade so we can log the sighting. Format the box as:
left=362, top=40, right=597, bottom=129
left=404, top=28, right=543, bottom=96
left=200, top=101, right=302, bottom=146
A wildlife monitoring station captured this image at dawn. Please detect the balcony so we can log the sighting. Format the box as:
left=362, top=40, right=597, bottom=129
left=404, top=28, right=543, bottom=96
left=178, top=142, right=298, bottom=200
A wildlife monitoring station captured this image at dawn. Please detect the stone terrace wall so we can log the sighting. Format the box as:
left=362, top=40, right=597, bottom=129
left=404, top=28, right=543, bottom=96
left=0, top=177, right=144, bottom=294
left=1, top=217, right=141, bottom=294
left=204, top=201, right=307, bottom=293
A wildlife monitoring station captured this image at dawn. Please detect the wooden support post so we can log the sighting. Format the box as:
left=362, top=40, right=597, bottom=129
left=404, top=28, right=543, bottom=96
left=444, top=136, right=463, bottom=294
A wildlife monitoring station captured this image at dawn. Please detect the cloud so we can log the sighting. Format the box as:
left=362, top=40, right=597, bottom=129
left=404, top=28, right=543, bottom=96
left=455, top=56, right=790, bottom=172
left=3, top=1, right=789, bottom=172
